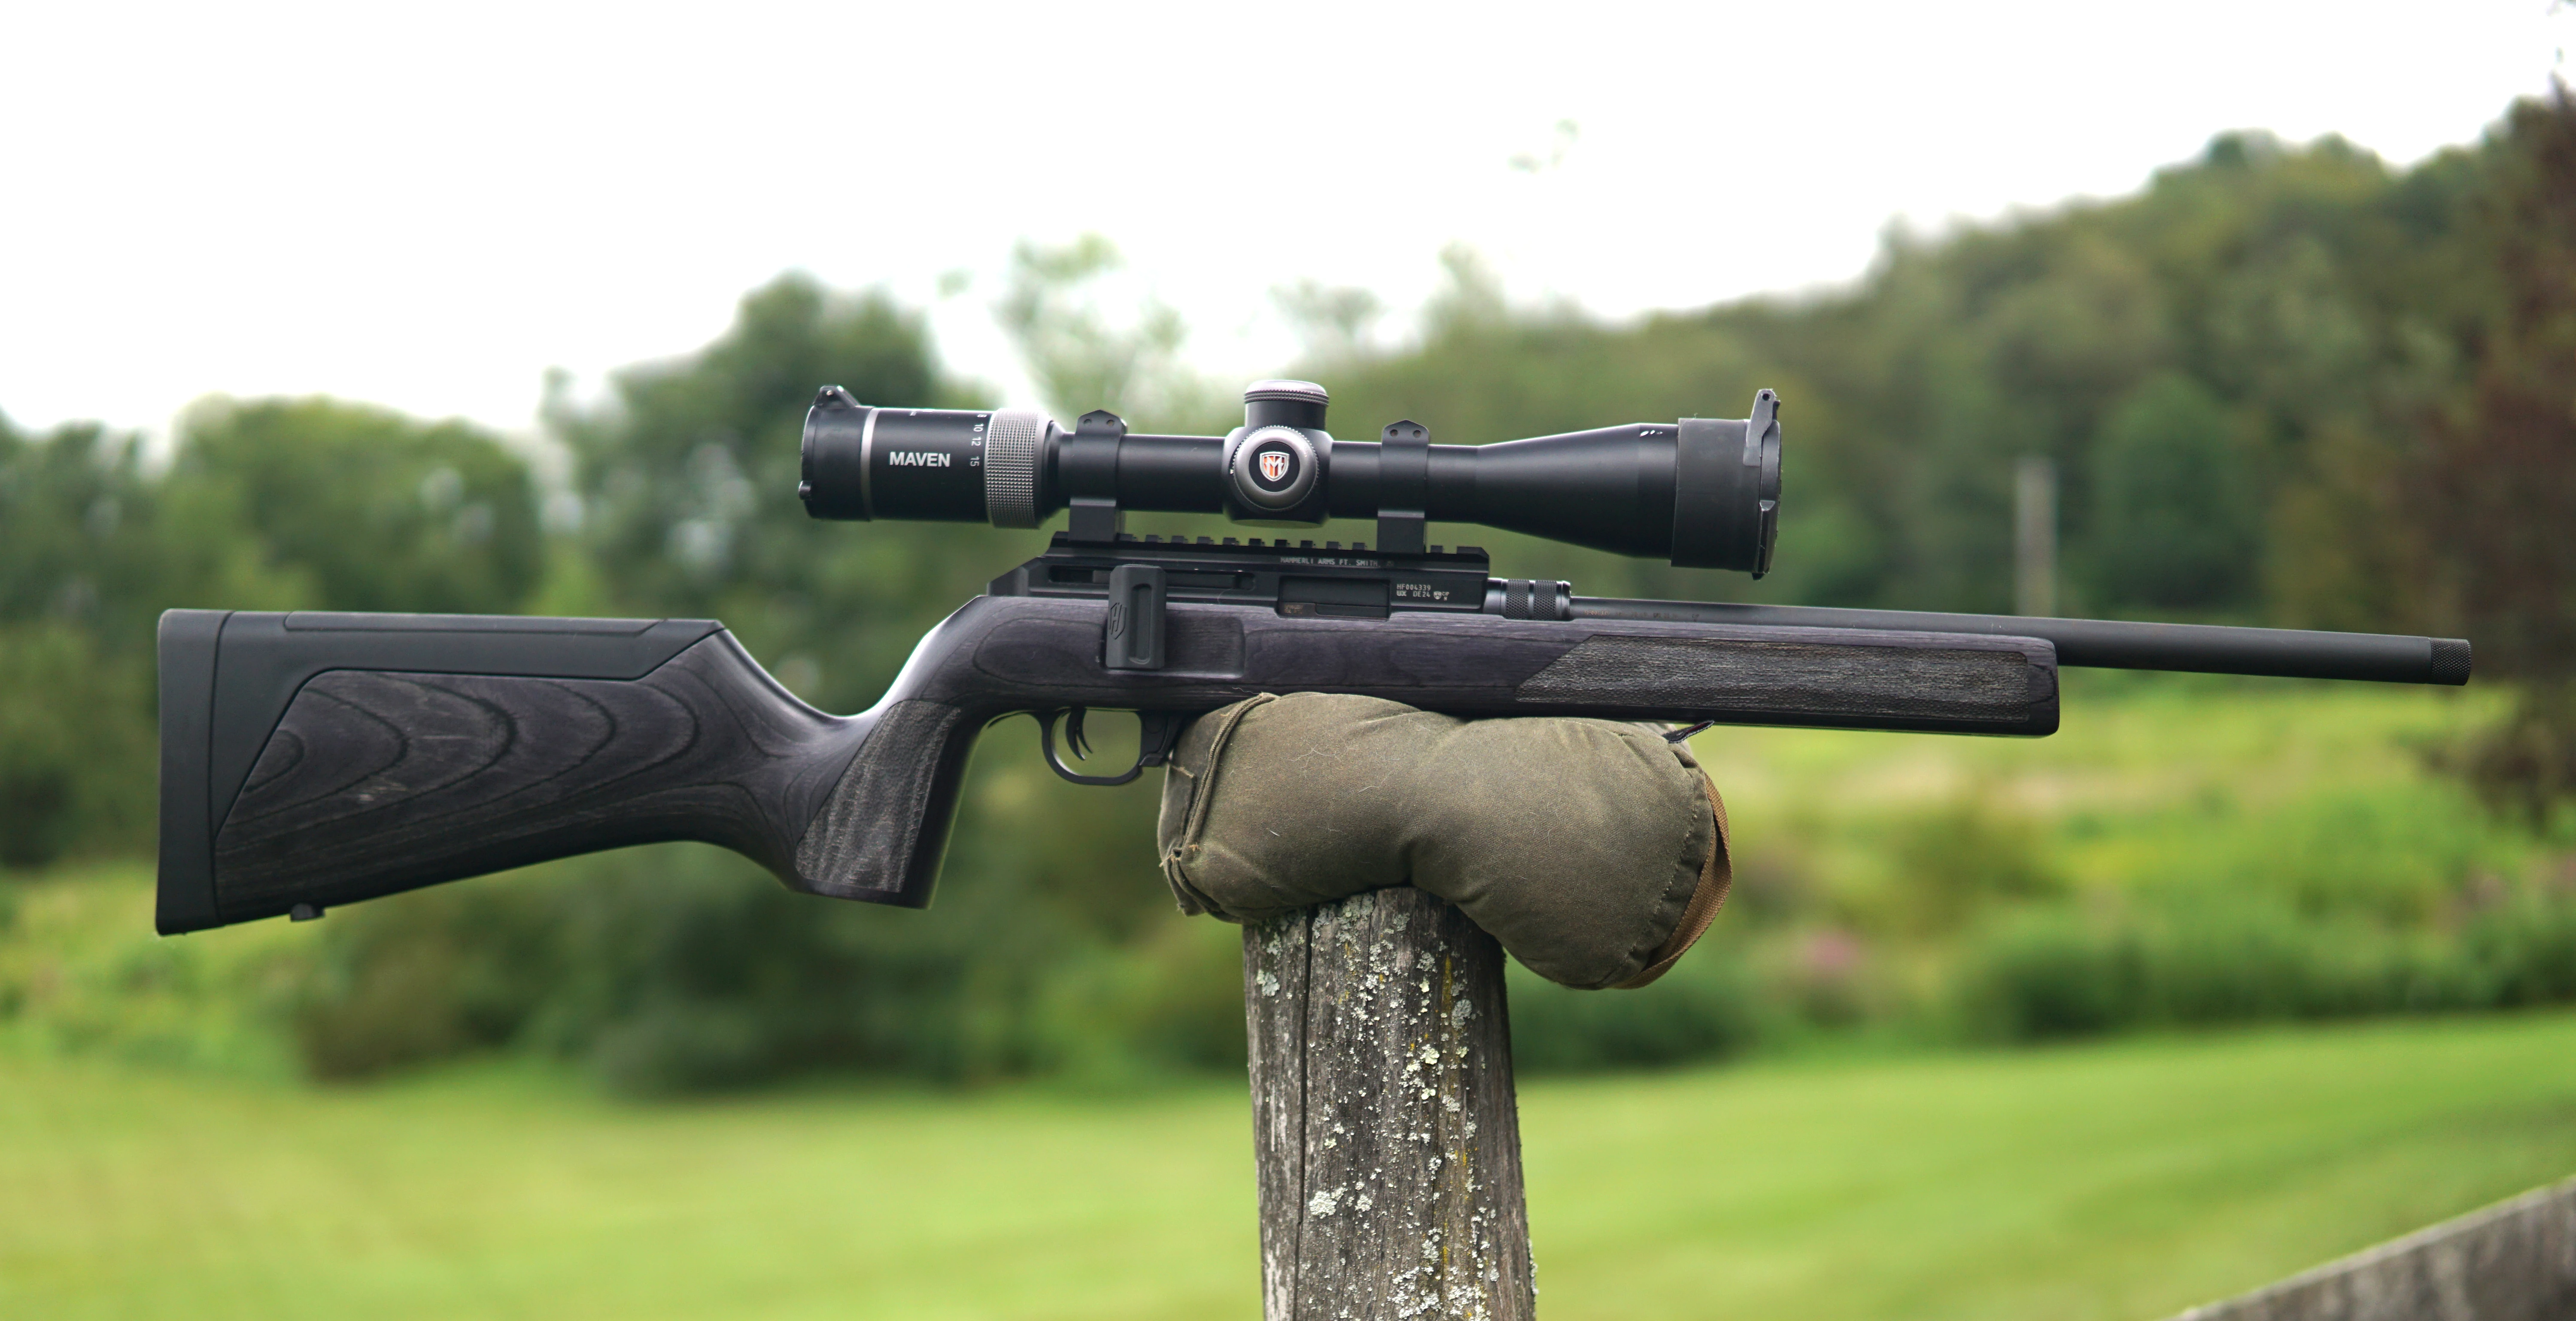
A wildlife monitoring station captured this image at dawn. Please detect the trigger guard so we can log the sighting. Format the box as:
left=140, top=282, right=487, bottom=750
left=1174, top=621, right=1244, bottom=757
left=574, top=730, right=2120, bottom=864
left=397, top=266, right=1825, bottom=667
left=1038, top=708, right=1147, bottom=787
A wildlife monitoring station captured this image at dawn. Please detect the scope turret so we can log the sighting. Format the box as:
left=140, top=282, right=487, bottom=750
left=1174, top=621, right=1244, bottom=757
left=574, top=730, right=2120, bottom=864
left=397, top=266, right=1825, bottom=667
left=798, top=380, right=1782, bottom=574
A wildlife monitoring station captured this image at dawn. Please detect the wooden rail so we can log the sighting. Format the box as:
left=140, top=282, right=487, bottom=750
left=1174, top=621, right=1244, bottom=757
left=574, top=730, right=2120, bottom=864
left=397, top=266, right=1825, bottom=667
left=2170, top=1176, right=2576, bottom=1321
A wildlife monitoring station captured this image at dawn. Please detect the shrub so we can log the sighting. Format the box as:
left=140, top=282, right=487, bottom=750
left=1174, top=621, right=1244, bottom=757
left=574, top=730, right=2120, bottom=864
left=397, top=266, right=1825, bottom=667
left=0, top=624, right=150, bottom=869
left=1954, top=878, right=2576, bottom=1045
left=289, top=836, right=1239, bottom=1096
left=293, top=872, right=564, bottom=1080
left=1955, top=911, right=2145, bottom=1041
left=2462, top=887, right=2576, bottom=1006
left=1509, top=949, right=1762, bottom=1071
left=2144, top=904, right=2350, bottom=1024
left=1875, top=798, right=2064, bottom=937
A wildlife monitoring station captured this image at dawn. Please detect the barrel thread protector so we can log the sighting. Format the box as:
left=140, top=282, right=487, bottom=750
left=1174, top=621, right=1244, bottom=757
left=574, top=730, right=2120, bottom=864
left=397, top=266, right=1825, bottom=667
left=2429, top=638, right=2473, bottom=686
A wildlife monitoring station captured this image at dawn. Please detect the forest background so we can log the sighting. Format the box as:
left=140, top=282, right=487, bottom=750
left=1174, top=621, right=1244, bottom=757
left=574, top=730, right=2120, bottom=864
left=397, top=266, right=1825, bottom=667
left=4, top=94, right=2574, bottom=1096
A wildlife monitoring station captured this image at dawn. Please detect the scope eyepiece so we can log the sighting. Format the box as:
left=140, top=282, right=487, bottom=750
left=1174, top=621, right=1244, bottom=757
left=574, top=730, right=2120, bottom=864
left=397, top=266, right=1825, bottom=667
left=800, top=380, right=1783, bottom=575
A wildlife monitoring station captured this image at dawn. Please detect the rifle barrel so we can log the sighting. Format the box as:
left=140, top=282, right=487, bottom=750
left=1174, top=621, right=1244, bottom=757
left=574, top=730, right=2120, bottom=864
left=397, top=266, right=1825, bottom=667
left=1568, top=598, right=2471, bottom=686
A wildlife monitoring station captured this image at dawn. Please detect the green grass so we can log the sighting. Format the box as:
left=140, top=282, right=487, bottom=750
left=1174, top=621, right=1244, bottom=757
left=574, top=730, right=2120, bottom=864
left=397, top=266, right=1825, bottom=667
left=7, top=1012, right=2576, bottom=1321
left=5, top=678, right=2563, bottom=1316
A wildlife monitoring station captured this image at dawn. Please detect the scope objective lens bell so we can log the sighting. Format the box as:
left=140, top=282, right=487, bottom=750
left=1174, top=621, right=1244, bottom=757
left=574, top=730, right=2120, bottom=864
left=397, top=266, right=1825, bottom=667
left=799, top=380, right=1783, bottom=575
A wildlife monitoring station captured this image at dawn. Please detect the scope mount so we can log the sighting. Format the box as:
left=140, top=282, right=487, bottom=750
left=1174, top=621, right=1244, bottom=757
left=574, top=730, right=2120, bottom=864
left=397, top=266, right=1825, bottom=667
left=1051, top=399, right=1438, bottom=555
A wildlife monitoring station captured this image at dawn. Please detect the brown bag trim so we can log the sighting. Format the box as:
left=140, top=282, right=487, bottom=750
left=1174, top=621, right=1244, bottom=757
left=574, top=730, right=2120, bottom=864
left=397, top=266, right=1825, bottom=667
left=1608, top=774, right=1732, bottom=989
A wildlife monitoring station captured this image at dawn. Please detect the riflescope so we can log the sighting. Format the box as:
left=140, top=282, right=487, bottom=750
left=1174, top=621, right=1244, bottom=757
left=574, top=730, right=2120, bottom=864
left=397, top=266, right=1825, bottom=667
left=799, top=379, right=1783, bottom=574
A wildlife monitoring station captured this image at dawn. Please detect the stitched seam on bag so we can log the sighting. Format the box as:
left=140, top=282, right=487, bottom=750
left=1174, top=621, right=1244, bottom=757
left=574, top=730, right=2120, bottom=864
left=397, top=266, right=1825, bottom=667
left=1670, top=781, right=1734, bottom=951
left=1163, top=694, right=1276, bottom=915
left=1157, top=762, right=1210, bottom=915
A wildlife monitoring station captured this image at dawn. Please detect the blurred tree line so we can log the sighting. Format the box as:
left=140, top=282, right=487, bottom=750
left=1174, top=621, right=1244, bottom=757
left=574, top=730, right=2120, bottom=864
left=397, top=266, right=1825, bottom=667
left=1302, top=91, right=2572, bottom=811
left=2, top=92, right=2569, bottom=1090
left=0, top=399, right=544, bottom=866
left=1305, top=102, right=2565, bottom=643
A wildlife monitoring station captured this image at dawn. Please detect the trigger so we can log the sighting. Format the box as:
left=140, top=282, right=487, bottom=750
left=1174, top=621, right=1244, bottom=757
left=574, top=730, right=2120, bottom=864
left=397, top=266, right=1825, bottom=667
left=1064, top=705, right=1094, bottom=761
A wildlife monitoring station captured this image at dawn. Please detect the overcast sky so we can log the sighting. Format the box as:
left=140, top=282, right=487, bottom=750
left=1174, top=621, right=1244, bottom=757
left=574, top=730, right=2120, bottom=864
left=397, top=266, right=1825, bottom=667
left=2, top=2, right=2567, bottom=440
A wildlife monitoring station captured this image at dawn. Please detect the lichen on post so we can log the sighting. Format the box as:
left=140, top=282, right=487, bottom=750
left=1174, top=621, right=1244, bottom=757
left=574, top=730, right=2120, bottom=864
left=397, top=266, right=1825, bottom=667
left=1243, top=886, right=1536, bottom=1321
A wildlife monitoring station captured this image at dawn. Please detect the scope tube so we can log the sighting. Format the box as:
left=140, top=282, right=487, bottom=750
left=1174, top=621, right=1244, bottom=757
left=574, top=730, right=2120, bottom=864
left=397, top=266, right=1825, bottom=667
left=1566, top=597, right=2472, bottom=685
left=800, top=381, right=1783, bottom=573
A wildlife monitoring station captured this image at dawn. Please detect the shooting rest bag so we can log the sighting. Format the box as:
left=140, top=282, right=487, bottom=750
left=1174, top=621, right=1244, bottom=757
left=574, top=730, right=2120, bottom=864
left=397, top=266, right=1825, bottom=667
left=1156, top=693, right=1731, bottom=989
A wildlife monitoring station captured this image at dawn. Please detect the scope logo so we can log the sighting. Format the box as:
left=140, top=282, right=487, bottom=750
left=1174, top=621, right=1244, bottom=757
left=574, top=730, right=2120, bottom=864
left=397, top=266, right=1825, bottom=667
left=1232, top=428, right=1316, bottom=511
left=1249, top=443, right=1300, bottom=491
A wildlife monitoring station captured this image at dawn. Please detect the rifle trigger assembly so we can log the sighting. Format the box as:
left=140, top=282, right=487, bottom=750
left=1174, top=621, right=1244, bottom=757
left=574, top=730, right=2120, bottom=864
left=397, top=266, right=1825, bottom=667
left=1039, top=707, right=1193, bottom=787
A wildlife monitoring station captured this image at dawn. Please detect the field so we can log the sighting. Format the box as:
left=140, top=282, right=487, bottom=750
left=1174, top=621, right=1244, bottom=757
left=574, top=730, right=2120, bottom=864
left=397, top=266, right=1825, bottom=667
left=6, top=1011, right=2576, bottom=1321
left=5, top=678, right=2569, bottom=1317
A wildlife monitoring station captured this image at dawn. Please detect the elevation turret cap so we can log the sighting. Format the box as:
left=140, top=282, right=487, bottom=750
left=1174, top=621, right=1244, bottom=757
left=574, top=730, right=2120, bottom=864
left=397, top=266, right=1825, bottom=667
left=1243, top=379, right=1329, bottom=406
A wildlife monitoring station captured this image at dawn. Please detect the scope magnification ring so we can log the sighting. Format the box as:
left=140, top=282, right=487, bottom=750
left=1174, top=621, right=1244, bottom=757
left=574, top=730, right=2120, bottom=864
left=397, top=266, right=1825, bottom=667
left=1229, top=425, right=1319, bottom=511
left=984, top=409, right=1047, bottom=529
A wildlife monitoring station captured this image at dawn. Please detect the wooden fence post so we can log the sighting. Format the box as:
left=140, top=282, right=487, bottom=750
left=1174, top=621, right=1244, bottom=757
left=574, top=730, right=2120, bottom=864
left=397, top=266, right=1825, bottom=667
left=1243, top=885, right=1537, bottom=1321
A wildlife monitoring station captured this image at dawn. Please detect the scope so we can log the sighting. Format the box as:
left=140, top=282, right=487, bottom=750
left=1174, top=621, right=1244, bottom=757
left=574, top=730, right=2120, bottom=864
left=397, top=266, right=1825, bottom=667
left=799, top=379, right=1782, bottom=574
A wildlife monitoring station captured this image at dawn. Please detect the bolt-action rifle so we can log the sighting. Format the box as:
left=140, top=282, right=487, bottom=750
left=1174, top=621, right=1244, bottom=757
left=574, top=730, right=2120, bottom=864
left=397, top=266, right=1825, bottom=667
left=152, top=381, right=2470, bottom=934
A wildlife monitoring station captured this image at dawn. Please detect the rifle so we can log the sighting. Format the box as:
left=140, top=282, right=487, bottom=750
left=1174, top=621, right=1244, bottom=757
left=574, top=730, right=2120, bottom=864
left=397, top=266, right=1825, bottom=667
left=153, top=380, right=2469, bottom=935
